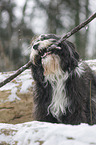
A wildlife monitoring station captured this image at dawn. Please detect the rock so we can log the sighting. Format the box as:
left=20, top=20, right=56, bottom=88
left=0, top=69, right=34, bottom=124
left=0, top=60, right=96, bottom=124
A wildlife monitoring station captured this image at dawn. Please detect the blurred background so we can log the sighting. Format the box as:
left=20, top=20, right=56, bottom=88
left=0, top=0, right=96, bottom=71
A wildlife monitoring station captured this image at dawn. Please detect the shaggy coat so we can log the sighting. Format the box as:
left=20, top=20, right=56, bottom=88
left=30, top=34, right=96, bottom=125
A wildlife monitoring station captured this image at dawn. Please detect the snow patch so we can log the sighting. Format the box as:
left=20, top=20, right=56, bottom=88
left=0, top=69, right=33, bottom=102
left=85, top=59, right=96, bottom=71
left=7, top=87, right=21, bottom=102
left=0, top=121, right=96, bottom=145
left=20, top=79, right=32, bottom=93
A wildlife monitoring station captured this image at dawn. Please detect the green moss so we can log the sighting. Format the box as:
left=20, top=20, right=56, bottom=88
left=35, top=140, right=44, bottom=145
left=66, top=137, right=75, bottom=140
left=0, top=128, right=17, bottom=136
left=0, top=142, right=10, bottom=145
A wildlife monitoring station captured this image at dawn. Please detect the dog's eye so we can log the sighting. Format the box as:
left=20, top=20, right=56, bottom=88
left=33, top=43, right=39, bottom=50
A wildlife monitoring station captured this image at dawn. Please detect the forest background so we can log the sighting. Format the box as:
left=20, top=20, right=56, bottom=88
left=0, top=0, right=96, bottom=71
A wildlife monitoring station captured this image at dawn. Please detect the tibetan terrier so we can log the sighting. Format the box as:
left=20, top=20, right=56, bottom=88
left=30, top=34, right=96, bottom=125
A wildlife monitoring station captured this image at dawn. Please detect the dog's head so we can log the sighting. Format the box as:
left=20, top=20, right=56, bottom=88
left=31, top=34, right=79, bottom=75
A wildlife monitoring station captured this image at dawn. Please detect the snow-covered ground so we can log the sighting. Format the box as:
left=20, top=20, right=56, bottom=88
left=0, top=59, right=96, bottom=145
left=0, top=121, right=96, bottom=145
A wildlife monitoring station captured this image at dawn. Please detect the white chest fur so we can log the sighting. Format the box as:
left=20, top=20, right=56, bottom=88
left=47, top=71, right=69, bottom=120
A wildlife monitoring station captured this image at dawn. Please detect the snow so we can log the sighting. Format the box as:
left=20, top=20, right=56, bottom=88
left=0, top=69, right=33, bottom=92
left=0, top=121, right=96, bottom=145
left=18, top=72, right=33, bottom=93
left=85, top=59, right=96, bottom=71
left=0, top=69, right=33, bottom=102
left=7, top=87, right=21, bottom=102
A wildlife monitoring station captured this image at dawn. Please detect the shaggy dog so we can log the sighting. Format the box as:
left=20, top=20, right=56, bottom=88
left=30, top=34, right=96, bottom=125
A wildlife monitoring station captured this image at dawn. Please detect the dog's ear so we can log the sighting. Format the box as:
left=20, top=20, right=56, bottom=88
left=66, top=41, right=80, bottom=71
left=70, top=51, right=79, bottom=68
left=59, top=41, right=80, bottom=72
left=67, top=41, right=79, bottom=61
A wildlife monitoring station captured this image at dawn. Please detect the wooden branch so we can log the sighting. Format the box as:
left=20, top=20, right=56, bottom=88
left=57, top=12, right=96, bottom=44
left=0, top=12, right=96, bottom=88
left=0, top=61, right=32, bottom=88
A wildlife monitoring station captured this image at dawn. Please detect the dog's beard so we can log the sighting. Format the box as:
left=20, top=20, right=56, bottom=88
left=42, top=54, right=69, bottom=120
left=42, top=54, right=61, bottom=76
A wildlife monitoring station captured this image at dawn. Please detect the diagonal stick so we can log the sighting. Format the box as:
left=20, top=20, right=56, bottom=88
left=56, top=12, right=96, bottom=44
left=0, top=12, right=96, bottom=88
left=0, top=61, right=32, bottom=87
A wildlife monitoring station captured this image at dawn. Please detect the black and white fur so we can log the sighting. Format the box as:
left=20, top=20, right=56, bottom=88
left=30, top=34, right=96, bottom=125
